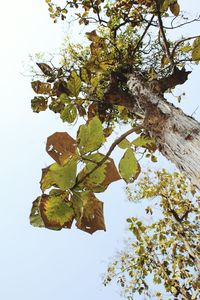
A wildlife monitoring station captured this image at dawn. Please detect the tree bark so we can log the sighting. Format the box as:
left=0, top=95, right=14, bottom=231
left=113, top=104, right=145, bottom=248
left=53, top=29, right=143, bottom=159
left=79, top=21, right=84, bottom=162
left=126, top=72, right=200, bottom=189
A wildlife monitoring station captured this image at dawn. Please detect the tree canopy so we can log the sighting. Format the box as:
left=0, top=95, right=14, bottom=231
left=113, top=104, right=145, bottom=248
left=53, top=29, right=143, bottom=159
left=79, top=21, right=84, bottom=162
left=29, top=0, right=200, bottom=236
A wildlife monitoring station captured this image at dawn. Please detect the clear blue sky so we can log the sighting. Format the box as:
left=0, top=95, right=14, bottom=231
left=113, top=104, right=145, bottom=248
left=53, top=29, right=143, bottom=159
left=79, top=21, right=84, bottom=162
left=0, top=1, right=200, bottom=300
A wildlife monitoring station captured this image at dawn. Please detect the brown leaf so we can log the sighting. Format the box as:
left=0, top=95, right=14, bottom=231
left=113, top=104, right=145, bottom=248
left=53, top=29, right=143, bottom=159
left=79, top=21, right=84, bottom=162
left=46, top=132, right=77, bottom=165
left=31, top=81, right=51, bottom=94
left=75, top=192, right=106, bottom=234
left=103, top=157, right=121, bottom=187
left=87, top=103, right=98, bottom=120
left=36, top=63, right=53, bottom=76
left=39, top=194, right=74, bottom=230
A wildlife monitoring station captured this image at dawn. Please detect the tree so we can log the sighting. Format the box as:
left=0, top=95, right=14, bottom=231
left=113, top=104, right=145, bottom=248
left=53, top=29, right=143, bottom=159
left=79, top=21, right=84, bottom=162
left=30, top=0, right=200, bottom=234
left=104, top=170, right=200, bottom=299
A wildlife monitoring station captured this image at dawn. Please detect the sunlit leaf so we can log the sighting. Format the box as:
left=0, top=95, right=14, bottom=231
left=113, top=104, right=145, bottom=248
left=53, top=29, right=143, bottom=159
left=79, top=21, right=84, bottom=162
left=67, top=70, right=82, bottom=97
left=119, top=148, right=140, bottom=183
left=192, top=37, right=200, bottom=61
left=77, top=116, right=105, bottom=154
left=40, top=193, right=75, bottom=230
left=60, top=104, right=77, bottom=123
left=118, top=138, right=131, bottom=149
left=78, top=153, right=121, bottom=192
left=40, top=157, right=77, bottom=191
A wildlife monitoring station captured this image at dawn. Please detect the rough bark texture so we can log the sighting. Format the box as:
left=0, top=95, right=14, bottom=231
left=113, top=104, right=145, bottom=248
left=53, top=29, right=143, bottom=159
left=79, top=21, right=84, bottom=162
left=127, top=73, right=200, bottom=189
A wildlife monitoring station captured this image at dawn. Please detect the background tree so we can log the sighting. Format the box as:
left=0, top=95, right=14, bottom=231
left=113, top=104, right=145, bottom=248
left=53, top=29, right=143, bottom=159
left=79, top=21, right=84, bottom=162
left=30, top=0, right=200, bottom=234
left=104, top=170, right=200, bottom=299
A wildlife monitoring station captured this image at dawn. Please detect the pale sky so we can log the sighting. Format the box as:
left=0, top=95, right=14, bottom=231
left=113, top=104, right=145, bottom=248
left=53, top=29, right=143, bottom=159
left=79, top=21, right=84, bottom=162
left=0, top=1, right=200, bottom=300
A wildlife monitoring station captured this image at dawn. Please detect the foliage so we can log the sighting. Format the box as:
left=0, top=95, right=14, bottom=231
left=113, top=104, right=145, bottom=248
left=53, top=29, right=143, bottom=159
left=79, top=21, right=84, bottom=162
left=29, top=0, right=200, bottom=233
left=104, top=170, right=200, bottom=299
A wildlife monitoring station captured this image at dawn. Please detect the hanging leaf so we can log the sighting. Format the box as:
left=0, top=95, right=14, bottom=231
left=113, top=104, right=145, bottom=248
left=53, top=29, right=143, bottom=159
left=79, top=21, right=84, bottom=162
left=86, top=30, right=101, bottom=42
left=40, top=157, right=77, bottom=191
left=67, top=70, right=82, bottom=97
left=46, top=132, right=77, bottom=165
left=60, top=105, right=77, bottom=123
left=36, top=62, right=53, bottom=76
left=31, top=96, right=48, bottom=113
left=72, top=191, right=106, bottom=234
left=29, top=197, right=44, bottom=228
left=31, top=81, right=51, bottom=94
left=78, top=153, right=121, bottom=192
left=170, top=2, right=180, bottom=16
left=192, top=37, right=200, bottom=61
left=119, top=148, right=141, bottom=183
left=77, top=116, right=105, bottom=154
left=39, top=193, right=75, bottom=230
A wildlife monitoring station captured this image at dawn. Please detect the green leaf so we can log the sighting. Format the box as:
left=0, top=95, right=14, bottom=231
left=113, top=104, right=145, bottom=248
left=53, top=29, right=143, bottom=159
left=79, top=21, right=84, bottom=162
left=77, top=116, right=105, bottom=154
left=118, top=138, right=131, bottom=149
left=119, top=148, right=140, bottom=183
left=67, top=70, right=82, bottom=97
left=29, top=197, right=44, bottom=228
left=40, top=157, right=77, bottom=191
left=132, top=135, right=155, bottom=148
left=72, top=191, right=106, bottom=234
left=80, top=67, right=91, bottom=83
left=78, top=153, right=120, bottom=192
left=40, top=193, right=75, bottom=229
left=192, top=37, right=200, bottom=61
left=60, top=104, right=77, bottom=123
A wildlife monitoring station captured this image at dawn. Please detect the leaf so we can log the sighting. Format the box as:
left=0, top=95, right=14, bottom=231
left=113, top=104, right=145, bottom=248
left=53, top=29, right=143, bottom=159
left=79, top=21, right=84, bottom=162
left=40, top=157, right=77, bottom=191
left=161, top=54, right=169, bottom=67
left=118, top=138, right=131, bottom=149
left=46, top=132, right=77, bottom=165
left=72, top=191, right=106, bottom=234
left=67, top=70, right=82, bottom=97
left=78, top=153, right=121, bottom=192
left=80, top=67, right=91, bottom=83
left=31, top=96, right=48, bottom=113
left=31, top=81, right=51, bottom=94
left=119, top=148, right=140, bottom=183
left=170, top=2, right=180, bottom=16
left=40, top=193, right=75, bottom=230
left=192, top=37, right=200, bottom=61
left=60, top=105, right=77, bottom=123
left=86, top=30, right=101, bottom=42
left=132, top=135, right=156, bottom=150
left=179, top=45, right=192, bottom=53
left=77, top=116, right=105, bottom=154
left=29, top=197, right=45, bottom=228
left=36, top=62, right=53, bottom=76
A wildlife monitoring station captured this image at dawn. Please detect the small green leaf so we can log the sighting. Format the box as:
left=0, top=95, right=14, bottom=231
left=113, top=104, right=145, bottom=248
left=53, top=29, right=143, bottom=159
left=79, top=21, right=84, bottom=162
left=60, top=105, right=77, bottom=123
left=132, top=136, right=155, bottom=148
left=119, top=148, right=140, bottom=183
left=77, top=116, right=105, bottom=154
left=67, top=70, right=82, bottom=97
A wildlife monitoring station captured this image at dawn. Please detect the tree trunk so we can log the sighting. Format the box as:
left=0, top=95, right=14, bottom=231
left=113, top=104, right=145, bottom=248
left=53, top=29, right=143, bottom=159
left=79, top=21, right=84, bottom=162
left=127, top=73, right=200, bottom=189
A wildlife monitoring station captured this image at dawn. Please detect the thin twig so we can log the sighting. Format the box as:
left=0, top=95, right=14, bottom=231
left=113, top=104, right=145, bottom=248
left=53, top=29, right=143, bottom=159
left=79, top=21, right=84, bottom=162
left=154, top=0, right=174, bottom=65
left=171, top=35, right=200, bottom=60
